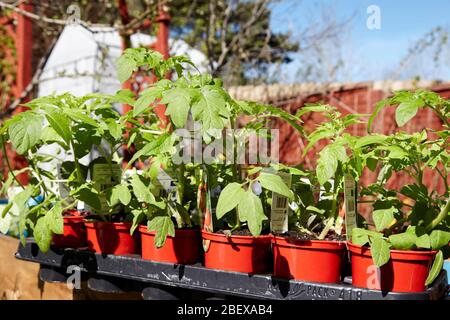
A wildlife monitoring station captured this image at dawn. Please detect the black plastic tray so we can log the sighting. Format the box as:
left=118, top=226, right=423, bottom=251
left=16, top=239, right=449, bottom=300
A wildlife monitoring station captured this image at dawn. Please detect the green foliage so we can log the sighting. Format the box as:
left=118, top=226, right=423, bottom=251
left=356, top=89, right=450, bottom=286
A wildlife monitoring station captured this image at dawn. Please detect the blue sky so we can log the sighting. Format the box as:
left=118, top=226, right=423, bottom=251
left=270, top=0, right=450, bottom=83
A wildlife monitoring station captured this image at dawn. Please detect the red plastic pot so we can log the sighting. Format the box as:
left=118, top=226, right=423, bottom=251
left=348, top=242, right=437, bottom=293
left=272, top=236, right=346, bottom=283
left=202, top=230, right=272, bottom=274
left=140, top=225, right=201, bottom=264
left=52, top=215, right=87, bottom=248
left=85, top=221, right=139, bottom=255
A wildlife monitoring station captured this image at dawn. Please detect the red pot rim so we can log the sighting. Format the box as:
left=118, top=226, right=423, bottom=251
left=85, top=221, right=132, bottom=231
left=139, top=225, right=200, bottom=237
left=201, top=230, right=271, bottom=244
left=63, top=216, right=85, bottom=223
left=272, top=235, right=346, bottom=250
left=347, top=242, right=437, bottom=260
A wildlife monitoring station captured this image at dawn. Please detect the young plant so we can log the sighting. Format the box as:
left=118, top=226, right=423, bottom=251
left=116, top=48, right=301, bottom=238
left=0, top=91, right=132, bottom=251
left=287, top=104, right=380, bottom=239
left=353, top=89, right=450, bottom=286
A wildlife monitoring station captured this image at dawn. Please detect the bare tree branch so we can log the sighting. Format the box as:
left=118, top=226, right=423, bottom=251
left=0, top=0, right=154, bottom=33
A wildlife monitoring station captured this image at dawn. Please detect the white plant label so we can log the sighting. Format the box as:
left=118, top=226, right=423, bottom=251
left=344, top=174, right=357, bottom=241
left=270, top=172, right=292, bottom=233
left=92, top=163, right=122, bottom=214
left=153, top=169, right=178, bottom=201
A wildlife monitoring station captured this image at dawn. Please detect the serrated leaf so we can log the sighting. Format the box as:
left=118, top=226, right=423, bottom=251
left=425, top=250, right=443, bottom=286
left=216, top=183, right=245, bottom=219
left=371, top=237, right=391, bottom=267
left=131, top=175, right=155, bottom=204
left=105, top=120, right=121, bottom=141
left=368, top=99, right=388, bottom=132
left=116, top=54, right=137, bottom=83
left=111, top=184, right=131, bottom=206
left=134, top=87, right=163, bottom=116
left=161, top=87, right=192, bottom=128
left=429, top=230, right=450, bottom=250
left=237, top=191, right=267, bottom=236
left=72, top=185, right=101, bottom=210
left=351, top=228, right=383, bottom=246
left=45, top=203, right=64, bottom=235
left=191, top=86, right=230, bottom=133
left=316, top=144, right=347, bottom=185
left=304, top=129, right=334, bottom=155
left=395, top=99, right=423, bottom=127
left=34, top=218, right=52, bottom=253
left=416, top=233, right=431, bottom=249
left=8, top=112, right=43, bottom=154
left=64, top=108, right=99, bottom=127
left=257, top=173, right=293, bottom=200
left=355, top=134, right=387, bottom=148
left=148, top=215, right=175, bottom=248
left=110, top=89, right=135, bottom=105
left=44, top=108, right=72, bottom=145
left=388, top=232, right=416, bottom=250
left=296, top=104, right=332, bottom=117
left=373, top=207, right=395, bottom=231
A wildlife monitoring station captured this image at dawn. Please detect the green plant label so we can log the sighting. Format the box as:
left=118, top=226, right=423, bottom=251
left=344, top=174, right=358, bottom=241
left=92, top=163, right=122, bottom=214
left=270, top=172, right=292, bottom=234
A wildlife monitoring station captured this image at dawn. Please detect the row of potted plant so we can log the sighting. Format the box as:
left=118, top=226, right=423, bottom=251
left=0, top=48, right=448, bottom=294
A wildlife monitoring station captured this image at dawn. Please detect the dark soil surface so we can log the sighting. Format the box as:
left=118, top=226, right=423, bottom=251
left=217, top=229, right=270, bottom=236
left=63, top=210, right=87, bottom=217
left=274, top=230, right=345, bottom=242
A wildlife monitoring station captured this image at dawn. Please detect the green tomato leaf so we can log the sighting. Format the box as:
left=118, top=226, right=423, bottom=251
left=147, top=215, right=175, bottom=248
left=237, top=191, right=267, bottom=236
left=34, top=217, right=52, bottom=253
left=371, top=237, right=391, bottom=267
left=161, top=87, right=192, bottom=128
left=368, top=99, right=388, bottom=133
left=106, top=120, right=122, bottom=141
left=316, top=143, right=347, bottom=185
left=131, top=175, right=155, bottom=204
left=395, top=99, right=423, bottom=127
left=257, top=173, right=293, bottom=200
left=44, top=108, right=72, bottom=146
left=355, top=134, right=387, bottom=148
left=388, top=232, right=417, bottom=250
left=8, top=112, right=43, bottom=154
left=373, top=207, right=395, bottom=231
left=429, top=230, right=450, bottom=250
left=111, top=184, right=131, bottom=206
left=416, top=233, right=431, bottom=249
left=191, top=86, right=230, bottom=134
left=72, top=185, right=101, bottom=210
left=116, top=54, right=137, bottom=83
left=216, top=183, right=245, bottom=219
left=425, top=250, right=443, bottom=286
left=45, top=203, right=64, bottom=235
left=134, top=87, right=163, bottom=116
left=351, top=228, right=383, bottom=246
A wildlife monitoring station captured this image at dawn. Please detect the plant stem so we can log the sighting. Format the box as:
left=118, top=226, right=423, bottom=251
left=1, top=136, right=26, bottom=190
left=230, top=117, right=241, bottom=230
left=425, top=197, right=450, bottom=232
